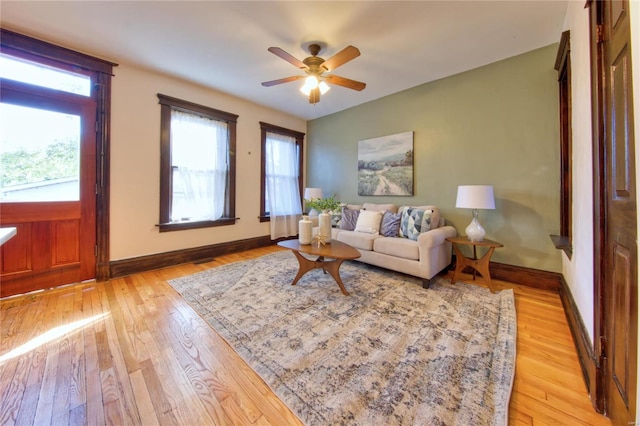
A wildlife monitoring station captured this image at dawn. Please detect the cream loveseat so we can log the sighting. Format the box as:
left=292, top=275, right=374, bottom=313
left=331, top=203, right=457, bottom=288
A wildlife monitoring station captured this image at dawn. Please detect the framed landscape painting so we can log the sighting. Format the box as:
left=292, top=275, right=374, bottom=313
left=358, top=131, right=414, bottom=196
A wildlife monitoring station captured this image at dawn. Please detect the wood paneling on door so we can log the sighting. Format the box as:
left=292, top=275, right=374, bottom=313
left=590, top=0, right=638, bottom=423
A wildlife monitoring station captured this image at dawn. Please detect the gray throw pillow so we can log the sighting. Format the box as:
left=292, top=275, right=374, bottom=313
left=340, top=207, right=360, bottom=231
left=399, top=208, right=433, bottom=240
left=381, top=211, right=401, bottom=237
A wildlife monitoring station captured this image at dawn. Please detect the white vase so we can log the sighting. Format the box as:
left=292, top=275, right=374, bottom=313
left=299, top=215, right=312, bottom=245
left=318, top=210, right=332, bottom=243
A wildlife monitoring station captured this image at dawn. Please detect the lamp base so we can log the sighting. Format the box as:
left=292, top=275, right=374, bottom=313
left=308, top=208, right=319, bottom=227
left=465, top=209, right=486, bottom=242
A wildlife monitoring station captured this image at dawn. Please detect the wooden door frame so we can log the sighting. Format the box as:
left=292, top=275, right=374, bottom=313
left=94, top=71, right=113, bottom=280
left=0, top=29, right=116, bottom=282
left=589, top=0, right=639, bottom=416
left=587, top=0, right=607, bottom=413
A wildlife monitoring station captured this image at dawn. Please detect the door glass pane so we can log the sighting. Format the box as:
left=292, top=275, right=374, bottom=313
left=0, top=103, right=80, bottom=202
left=0, top=54, right=91, bottom=97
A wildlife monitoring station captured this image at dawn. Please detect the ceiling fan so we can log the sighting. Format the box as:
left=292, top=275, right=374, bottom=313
left=261, top=43, right=366, bottom=104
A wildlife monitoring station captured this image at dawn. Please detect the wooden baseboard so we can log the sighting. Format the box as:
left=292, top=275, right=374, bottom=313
left=109, top=235, right=275, bottom=279
left=559, top=275, right=600, bottom=412
left=490, top=261, right=561, bottom=291
left=451, top=255, right=562, bottom=291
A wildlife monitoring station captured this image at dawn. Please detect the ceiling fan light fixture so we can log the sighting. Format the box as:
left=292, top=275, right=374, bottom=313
left=308, top=87, right=320, bottom=104
left=300, top=76, right=329, bottom=98
left=264, top=43, right=364, bottom=105
left=318, top=81, right=330, bottom=95
left=300, top=75, right=319, bottom=96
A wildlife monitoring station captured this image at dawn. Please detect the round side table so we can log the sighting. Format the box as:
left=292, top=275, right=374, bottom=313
left=446, top=236, right=503, bottom=293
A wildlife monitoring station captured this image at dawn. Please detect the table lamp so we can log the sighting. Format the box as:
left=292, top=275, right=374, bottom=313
left=455, top=185, right=495, bottom=241
left=304, top=187, right=323, bottom=225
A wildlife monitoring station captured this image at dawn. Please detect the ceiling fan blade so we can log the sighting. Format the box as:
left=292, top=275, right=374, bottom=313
left=321, top=46, right=361, bottom=71
left=261, top=75, right=305, bottom=87
left=324, top=75, right=366, bottom=91
left=267, top=47, right=307, bottom=69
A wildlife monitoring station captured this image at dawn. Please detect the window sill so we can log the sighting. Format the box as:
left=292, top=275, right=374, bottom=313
left=158, top=217, right=238, bottom=232
left=550, top=234, right=573, bottom=260
left=259, top=214, right=305, bottom=223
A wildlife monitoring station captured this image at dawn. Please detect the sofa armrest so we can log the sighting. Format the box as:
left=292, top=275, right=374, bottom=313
left=416, top=225, right=457, bottom=280
left=417, top=226, right=457, bottom=248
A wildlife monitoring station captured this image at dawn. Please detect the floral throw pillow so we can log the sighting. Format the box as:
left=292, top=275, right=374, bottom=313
left=380, top=211, right=401, bottom=237
left=399, top=208, right=433, bottom=240
left=340, top=207, right=360, bottom=231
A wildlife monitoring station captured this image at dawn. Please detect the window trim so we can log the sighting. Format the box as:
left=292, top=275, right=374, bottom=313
left=0, top=29, right=116, bottom=75
left=259, top=122, right=305, bottom=222
left=551, top=30, right=573, bottom=259
left=157, top=94, right=238, bottom=232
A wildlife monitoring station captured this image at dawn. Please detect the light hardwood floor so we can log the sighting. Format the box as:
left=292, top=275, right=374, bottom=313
left=0, top=245, right=610, bottom=425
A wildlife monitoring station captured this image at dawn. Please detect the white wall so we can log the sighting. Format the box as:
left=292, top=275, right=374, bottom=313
left=110, top=63, right=306, bottom=260
left=561, top=0, right=596, bottom=342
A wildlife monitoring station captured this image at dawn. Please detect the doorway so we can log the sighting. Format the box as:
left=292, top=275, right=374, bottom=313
left=0, top=30, right=115, bottom=297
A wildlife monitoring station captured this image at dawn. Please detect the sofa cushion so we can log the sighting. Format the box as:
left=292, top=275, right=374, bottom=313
left=373, top=236, right=420, bottom=260
left=355, top=210, right=384, bottom=234
left=336, top=230, right=381, bottom=251
left=340, top=207, right=360, bottom=231
left=399, top=207, right=435, bottom=240
left=362, top=203, right=398, bottom=213
left=380, top=211, right=401, bottom=237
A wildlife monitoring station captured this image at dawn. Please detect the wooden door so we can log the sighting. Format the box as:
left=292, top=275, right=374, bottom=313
left=596, top=0, right=638, bottom=423
left=0, top=87, right=97, bottom=297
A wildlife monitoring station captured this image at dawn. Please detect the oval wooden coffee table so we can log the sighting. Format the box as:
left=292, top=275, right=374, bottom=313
left=277, top=239, right=361, bottom=295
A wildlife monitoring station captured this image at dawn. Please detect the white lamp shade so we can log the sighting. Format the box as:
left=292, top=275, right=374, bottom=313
left=300, top=77, right=330, bottom=96
left=455, top=185, right=495, bottom=210
left=318, top=81, right=330, bottom=94
left=300, top=76, right=319, bottom=96
left=304, top=187, right=323, bottom=200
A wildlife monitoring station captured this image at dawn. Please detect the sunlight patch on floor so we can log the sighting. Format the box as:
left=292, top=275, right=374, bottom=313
left=0, top=312, right=109, bottom=363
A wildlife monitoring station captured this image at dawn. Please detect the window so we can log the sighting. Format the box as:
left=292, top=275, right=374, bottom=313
left=0, top=53, right=91, bottom=96
left=259, top=122, right=304, bottom=221
left=551, top=30, right=572, bottom=258
left=157, top=94, right=238, bottom=232
left=0, top=52, right=95, bottom=203
left=1, top=103, right=81, bottom=202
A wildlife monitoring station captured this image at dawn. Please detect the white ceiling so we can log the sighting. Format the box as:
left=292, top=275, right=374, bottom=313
left=0, top=1, right=568, bottom=121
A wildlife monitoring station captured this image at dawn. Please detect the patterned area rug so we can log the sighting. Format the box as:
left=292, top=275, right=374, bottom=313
left=168, top=251, right=516, bottom=425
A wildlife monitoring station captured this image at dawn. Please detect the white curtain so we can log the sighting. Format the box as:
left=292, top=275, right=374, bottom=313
left=171, top=110, right=228, bottom=221
left=265, top=131, right=302, bottom=239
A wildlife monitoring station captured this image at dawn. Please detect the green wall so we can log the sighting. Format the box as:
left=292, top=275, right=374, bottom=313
left=307, top=44, right=561, bottom=272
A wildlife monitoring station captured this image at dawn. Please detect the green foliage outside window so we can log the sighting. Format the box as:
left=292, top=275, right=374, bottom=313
left=0, top=139, right=79, bottom=187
